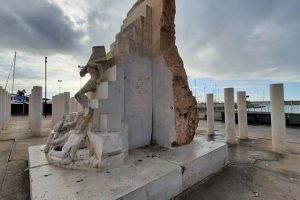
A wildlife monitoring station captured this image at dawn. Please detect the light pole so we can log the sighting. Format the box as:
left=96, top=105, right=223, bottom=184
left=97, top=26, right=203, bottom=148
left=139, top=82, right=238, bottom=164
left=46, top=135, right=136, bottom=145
left=44, top=56, right=47, bottom=118
left=58, top=80, right=62, bottom=94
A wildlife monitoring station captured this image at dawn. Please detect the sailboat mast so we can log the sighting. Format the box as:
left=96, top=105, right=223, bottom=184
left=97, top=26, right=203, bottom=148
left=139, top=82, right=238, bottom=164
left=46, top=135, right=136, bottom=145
left=11, top=51, right=16, bottom=94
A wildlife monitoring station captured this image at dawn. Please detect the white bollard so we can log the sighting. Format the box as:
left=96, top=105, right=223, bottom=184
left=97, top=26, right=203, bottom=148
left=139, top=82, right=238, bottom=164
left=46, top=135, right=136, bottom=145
left=224, top=88, right=237, bottom=145
left=270, top=84, right=286, bottom=153
left=29, top=94, right=32, bottom=123
left=237, top=91, right=248, bottom=140
left=30, top=86, right=43, bottom=136
left=63, top=92, right=70, bottom=116
left=52, top=95, right=56, bottom=123
left=4, top=91, right=7, bottom=128
left=0, top=87, right=3, bottom=131
left=69, top=97, right=75, bottom=113
left=206, top=94, right=215, bottom=135
left=8, top=93, right=11, bottom=122
left=58, top=94, right=63, bottom=120
left=2, top=89, right=6, bottom=129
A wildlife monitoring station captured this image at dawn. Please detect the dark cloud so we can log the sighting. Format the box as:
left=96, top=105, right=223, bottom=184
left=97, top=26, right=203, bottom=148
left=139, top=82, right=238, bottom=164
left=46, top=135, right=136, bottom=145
left=0, top=0, right=85, bottom=55
left=176, top=0, right=300, bottom=81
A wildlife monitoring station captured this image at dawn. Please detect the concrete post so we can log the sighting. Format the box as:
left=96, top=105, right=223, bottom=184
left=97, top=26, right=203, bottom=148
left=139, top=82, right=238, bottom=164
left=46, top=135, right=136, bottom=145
left=52, top=95, right=56, bottom=123
left=69, top=97, right=74, bottom=113
left=29, top=94, right=32, bottom=123
left=237, top=91, right=248, bottom=140
left=224, top=88, right=237, bottom=145
left=0, top=87, right=3, bottom=131
left=2, top=89, right=6, bottom=129
left=270, top=84, right=286, bottom=153
left=31, top=86, right=43, bottom=136
left=2, top=88, right=5, bottom=130
left=8, top=93, right=11, bottom=122
left=206, top=94, right=215, bottom=135
left=4, top=91, right=7, bottom=128
left=63, top=92, right=70, bottom=116
left=59, top=94, right=62, bottom=119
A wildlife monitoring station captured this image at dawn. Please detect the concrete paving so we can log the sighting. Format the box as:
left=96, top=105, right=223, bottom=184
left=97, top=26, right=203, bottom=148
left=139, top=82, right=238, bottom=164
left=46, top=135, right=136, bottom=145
left=0, top=116, right=52, bottom=200
left=174, top=120, right=300, bottom=200
left=0, top=117, right=300, bottom=200
left=175, top=138, right=300, bottom=200
left=197, top=120, right=300, bottom=143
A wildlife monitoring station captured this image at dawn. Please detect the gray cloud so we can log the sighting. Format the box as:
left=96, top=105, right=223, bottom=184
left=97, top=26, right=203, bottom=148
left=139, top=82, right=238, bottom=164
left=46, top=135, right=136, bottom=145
left=176, top=0, right=300, bottom=81
left=0, top=0, right=84, bottom=55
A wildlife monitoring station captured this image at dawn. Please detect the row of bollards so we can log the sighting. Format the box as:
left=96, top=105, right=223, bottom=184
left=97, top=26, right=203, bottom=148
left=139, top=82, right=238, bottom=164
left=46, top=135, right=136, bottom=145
left=51, top=93, right=81, bottom=123
left=0, top=86, right=11, bottom=132
left=206, top=83, right=286, bottom=153
left=27, top=87, right=81, bottom=136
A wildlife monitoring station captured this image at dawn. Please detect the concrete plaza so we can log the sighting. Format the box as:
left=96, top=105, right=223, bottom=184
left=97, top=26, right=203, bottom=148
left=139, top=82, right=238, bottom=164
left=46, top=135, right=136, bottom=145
left=0, top=117, right=299, bottom=199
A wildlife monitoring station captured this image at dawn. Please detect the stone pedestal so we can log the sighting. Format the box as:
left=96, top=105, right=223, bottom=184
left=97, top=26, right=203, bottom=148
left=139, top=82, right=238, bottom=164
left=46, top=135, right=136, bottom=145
left=270, top=84, right=286, bottom=153
left=206, top=94, right=215, bottom=135
left=30, top=86, right=43, bottom=136
left=29, top=137, right=227, bottom=200
left=237, top=91, right=248, bottom=140
left=224, top=88, right=237, bottom=145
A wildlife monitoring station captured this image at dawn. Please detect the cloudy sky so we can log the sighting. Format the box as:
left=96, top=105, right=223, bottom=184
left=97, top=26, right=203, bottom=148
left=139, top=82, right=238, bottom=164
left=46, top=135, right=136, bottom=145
left=0, top=0, right=299, bottom=101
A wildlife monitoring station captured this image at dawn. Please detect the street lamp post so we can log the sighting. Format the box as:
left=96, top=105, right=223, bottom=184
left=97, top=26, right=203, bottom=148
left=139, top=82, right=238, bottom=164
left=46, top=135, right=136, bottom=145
left=44, top=57, right=47, bottom=118
left=58, top=80, right=62, bottom=94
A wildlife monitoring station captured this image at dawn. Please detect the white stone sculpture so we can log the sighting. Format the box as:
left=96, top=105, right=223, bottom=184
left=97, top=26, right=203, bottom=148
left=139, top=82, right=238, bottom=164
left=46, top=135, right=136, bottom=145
left=45, top=46, right=127, bottom=171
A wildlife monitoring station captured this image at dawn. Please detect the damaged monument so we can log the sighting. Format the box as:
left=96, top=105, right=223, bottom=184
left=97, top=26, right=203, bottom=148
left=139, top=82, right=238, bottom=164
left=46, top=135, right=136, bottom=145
left=29, top=0, right=227, bottom=199
left=44, top=0, right=199, bottom=171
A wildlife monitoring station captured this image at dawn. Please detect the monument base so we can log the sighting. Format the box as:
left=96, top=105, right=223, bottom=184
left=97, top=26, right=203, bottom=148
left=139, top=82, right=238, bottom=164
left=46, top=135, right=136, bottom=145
left=29, top=137, right=228, bottom=200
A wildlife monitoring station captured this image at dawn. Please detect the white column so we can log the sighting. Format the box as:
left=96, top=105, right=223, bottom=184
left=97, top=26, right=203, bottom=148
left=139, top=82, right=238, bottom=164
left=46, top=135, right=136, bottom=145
left=29, top=94, right=32, bottom=123
left=206, top=94, right=215, bottom=135
left=54, top=95, right=58, bottom=122
left=270, top=84, right=286, bottom=153
left=0, top=87, right=3, bottom=131
left=4, top=91, right=8, bottom=128
left=224, top=88, right=237, bottom=145
left=52, top=95, right=56, bottom=123
left=8, top=93, right=11, bottom=122
left=69, top=97, right=74, bottom=113
left=237, top=91, right=248, bottom=140
left=59, top=94, right=63, bottom=120
left=2, top=89, right=6, bottom=129
left=63, top=92, right=70, bottom=116
left=31, top=86, right=43, bottom=136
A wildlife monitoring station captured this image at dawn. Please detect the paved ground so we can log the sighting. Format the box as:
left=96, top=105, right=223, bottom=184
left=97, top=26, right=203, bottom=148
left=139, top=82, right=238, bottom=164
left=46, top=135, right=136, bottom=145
left=0, top=116, right=52, bottom=200
left=0, top=117, right=299, bottom=200
left=197, top=120, right=300, bottom=143
left=175, top=121, right=300, bottom=200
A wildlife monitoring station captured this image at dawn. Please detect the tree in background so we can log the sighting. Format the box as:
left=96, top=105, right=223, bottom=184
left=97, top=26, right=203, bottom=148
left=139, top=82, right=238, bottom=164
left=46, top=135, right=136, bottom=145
left=16, top=89, right=26, bottom=96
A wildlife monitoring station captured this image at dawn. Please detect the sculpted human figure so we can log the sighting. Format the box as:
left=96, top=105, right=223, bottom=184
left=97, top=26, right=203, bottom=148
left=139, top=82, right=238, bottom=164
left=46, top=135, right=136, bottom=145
left=75, top=46, right=110, bottom=115
left=47, top=110, right=93, bottom=166
left=44, top=112, right=79, bottom=153
left=45, top=46, right=113, bottom=169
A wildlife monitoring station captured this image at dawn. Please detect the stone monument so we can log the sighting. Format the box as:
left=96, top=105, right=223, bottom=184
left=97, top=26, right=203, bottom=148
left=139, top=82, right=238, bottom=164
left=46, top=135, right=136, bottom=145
left=30, top=1, right=227, bottom=199
left=44, top=0, right=199, bottom=171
